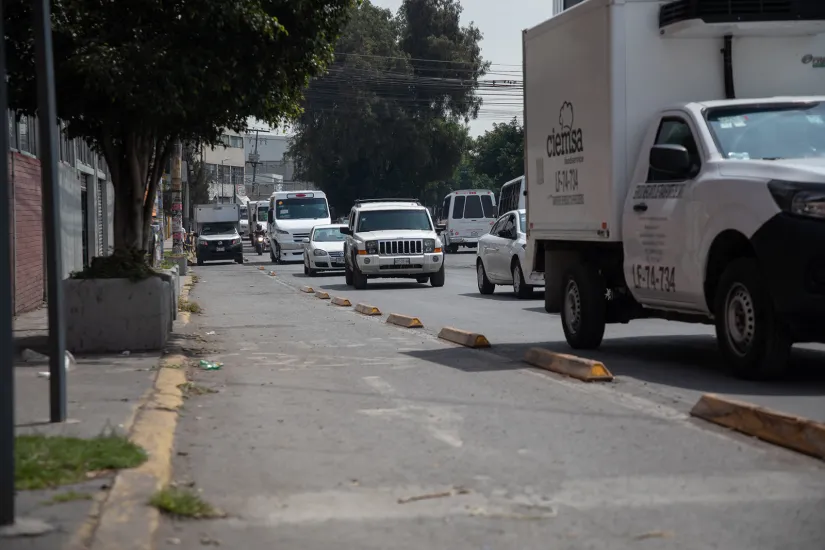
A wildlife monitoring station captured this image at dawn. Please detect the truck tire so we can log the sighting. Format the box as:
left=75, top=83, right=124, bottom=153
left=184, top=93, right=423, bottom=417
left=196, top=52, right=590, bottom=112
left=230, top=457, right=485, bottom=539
left=714, top=258, right=791, bottom=380
left=352, top=262, right=368, bottom=290
left=430, top=263, right=446, bottom=287
left=560, top=263, right=606, bottom=349
left=197, top=256, right=204, bottom=266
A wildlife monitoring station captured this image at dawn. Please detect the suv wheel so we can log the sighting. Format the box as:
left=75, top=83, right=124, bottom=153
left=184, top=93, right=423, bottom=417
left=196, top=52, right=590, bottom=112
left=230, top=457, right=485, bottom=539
left=416, top=275, right=429, bottom=284
left=344, top=262, right=354, bottom=286
left=352, top=260, right=368, bottom=290
left=430, top=263, right=445, bottom=287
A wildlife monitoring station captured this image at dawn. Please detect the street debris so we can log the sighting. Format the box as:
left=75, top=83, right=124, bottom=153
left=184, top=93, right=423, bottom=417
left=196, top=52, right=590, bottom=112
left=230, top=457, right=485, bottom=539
left=166, top=537, right=181, bottom=545
left=200, top=535, right=221, bottom=546
left=122, top=350, right=131, bottom=356
left=397, top=486, right=470, bottom=504
left=35, top=350, right=76, bottom=378
left=199, top=360, right=223, bottom=371
left=633, top=531, right=674, bottom=540
left=205, top=331, right=216, bottom=335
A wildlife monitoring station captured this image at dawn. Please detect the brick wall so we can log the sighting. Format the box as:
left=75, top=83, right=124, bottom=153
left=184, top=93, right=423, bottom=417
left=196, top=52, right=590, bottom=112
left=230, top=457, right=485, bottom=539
left=10, top=152, right=44, bottom=314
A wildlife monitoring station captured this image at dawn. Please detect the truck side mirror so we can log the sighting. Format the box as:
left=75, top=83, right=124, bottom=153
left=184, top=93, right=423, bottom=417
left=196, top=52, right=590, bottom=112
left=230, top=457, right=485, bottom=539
left=339, top=227, right=351, bottom=236
left=268, top=211, right=274, bottom=223
left=650, top=144, right=691, bottom=178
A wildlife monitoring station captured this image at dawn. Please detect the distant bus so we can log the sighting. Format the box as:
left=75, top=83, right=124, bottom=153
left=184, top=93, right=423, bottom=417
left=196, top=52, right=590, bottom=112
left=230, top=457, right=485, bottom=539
left=498, top=176, right=525, bottom=216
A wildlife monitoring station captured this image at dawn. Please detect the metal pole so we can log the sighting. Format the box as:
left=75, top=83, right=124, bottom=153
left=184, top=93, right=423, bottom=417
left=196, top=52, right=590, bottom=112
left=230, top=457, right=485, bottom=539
left=33, top=0, right=66, bottom=422
left=0, top=0, right=16, bottom=525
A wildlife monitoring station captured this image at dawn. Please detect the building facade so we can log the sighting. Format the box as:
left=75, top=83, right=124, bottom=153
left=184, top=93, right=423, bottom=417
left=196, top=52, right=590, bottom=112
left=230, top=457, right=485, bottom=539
left=201, top=129, right=245, bottom=203
left=8, top=112, right=113, bottom=315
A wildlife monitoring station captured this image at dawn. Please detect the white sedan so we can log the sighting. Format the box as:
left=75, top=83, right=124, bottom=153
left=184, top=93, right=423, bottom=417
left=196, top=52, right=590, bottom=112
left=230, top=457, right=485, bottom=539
left=475, top=209, right=543, bottom=298
left=302, top=224, right=347, bottom=276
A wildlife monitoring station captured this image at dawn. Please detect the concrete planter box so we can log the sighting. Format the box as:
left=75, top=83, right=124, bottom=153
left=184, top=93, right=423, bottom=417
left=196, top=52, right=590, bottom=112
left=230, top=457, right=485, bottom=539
left=157, top=267, right=180, bottom=322
left=64, top=276, right=172, bottom=353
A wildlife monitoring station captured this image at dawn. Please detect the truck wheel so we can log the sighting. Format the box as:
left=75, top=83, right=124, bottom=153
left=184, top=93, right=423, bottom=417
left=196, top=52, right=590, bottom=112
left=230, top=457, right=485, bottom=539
left=273, top=244, right=282, bottom=264
left=352, top=263, right=368, bottom=290
left=235, top=255, right=243, bottom=265
left=344, top=262, right=354, bottom=286
left=197, top=256, right=204, bottom=266
left=714, top=258, right=791, bottom=380
left=269, top=246, right=276, bottom=263
left=560, top=263, right=606, bottom=349
left=513, top=262, right=532, bottom=299
left=477, top=261, right=495, bottom=295
left=430, top=263, right=446, bottom=287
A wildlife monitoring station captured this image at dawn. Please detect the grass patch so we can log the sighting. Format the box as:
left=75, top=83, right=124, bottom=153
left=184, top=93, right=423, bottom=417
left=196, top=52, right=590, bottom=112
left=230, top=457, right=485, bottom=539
left=178, top=298, right=202, bottom=314
left=178, top=382, right=217, bottom=397
left=44, top=490, right=94, bottom=505
left=150, top=487, right=221, bottom=519
left=16, top=434, right=147, bottom=490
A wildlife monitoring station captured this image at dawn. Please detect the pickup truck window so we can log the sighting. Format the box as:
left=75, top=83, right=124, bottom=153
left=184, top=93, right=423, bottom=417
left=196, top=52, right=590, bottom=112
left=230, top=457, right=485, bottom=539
left=647, top=118, right=701, bottom=182
left=707, top=102, right=825, bottom=160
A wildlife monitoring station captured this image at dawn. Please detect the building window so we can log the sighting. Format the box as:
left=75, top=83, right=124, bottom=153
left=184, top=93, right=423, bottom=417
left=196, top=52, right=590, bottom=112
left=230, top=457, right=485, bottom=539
left=219, top=134, right=243, bottom=148
left=17, top=114, right=36, bottom=155
left=231, top=166, right=244, bottom=185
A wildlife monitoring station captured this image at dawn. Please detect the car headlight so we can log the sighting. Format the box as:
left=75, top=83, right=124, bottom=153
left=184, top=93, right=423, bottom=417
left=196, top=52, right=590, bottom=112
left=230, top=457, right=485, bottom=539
left=365, top=240, right=378, bottom=254
left=313, top=249, right=327, bottom=256
left=276, top=229, right=290, bottom=235
left=768, top=181, right=825, bottom=220
left=257, top=235, right=264, bottom=242
left=423, top=239, right=435, bottom=253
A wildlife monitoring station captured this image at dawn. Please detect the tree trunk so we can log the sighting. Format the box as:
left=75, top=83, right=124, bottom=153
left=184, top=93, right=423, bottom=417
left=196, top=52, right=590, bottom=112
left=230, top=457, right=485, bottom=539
left=111, top=162, right=145, bottom=251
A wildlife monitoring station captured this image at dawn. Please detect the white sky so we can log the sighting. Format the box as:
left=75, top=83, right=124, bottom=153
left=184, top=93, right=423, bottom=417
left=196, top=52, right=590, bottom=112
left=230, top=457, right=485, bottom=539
left=254, top=1, right=557, bottom=138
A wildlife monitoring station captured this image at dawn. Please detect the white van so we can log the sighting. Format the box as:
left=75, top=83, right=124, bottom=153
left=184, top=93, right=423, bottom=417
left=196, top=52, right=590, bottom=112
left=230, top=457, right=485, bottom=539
left=439, top=189, right=497, bottom=253
left=267, top=190, right=332, bottom=263
left=247, top=200, right=269, bottom=243
left=497, top=176, right=526, bottom=216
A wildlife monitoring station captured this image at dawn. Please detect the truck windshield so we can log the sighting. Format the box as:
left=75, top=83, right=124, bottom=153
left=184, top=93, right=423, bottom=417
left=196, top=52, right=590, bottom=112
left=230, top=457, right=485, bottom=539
left=201, top=223, right=236, bottom=235
left=707, top=102, right=825, bottom=160
left=275, top=198, right=328, bottom=220
left=358, top=210, right=432, bottom=232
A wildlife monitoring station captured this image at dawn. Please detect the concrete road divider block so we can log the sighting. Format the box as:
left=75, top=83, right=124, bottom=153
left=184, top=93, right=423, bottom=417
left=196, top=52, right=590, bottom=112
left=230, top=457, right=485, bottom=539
left=690, top=394, right=825, bottom=460
left=354, top=303, right=382, bottom=316
left=315, top=290, right=330, bottom=300
left=258, top=266, right=265, bottom=271
left=300, top=286, right=314, bottom=293
left=386, top=313, right=424, bottom=329
left=269, top=271, right=276, bottom=276
left=331, top=297, right=352, bottom=307
left=524, top=347, right=613, bottom=382
left=438, top=327, right=490, bottom=348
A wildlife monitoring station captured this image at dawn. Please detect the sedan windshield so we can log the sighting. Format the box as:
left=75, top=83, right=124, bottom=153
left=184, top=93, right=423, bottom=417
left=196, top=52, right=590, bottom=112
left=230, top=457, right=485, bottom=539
left=201, top=223, right=236, bottom=235
left=706, top=102, right=825, bottom=160
left=313, top=228, right=347, bottom=242
left=358, top=210, right=432, bottom=232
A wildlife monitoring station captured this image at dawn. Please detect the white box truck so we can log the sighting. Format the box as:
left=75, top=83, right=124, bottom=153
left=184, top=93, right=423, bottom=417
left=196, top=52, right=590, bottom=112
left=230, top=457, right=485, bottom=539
left=194, top=204, right=244, bottom=265
left=524, top=0, right=825, bottom=379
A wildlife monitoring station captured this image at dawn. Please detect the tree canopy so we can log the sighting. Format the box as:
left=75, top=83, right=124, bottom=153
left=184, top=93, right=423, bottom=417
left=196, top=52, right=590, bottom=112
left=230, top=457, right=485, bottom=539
left=471, top=117, right=524, bottom=192
left=5, top=0, right=355, bottom=254
left=288, top=0, right=488, bottom=212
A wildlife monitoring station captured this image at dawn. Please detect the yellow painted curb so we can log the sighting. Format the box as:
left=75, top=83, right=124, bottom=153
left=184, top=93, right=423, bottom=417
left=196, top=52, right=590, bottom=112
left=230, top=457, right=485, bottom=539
left=87, top=354, right=187, bottom=550
left=315, top=290, right=330, bottom=300
left=354, top=303, right=382, bottom=316
left=386, top=313, right=424, bottom=329
left=690, top=394, right=825, bottom=460
left=331, top=296, right=352, bottom=307
left=269, top=271, right=276, bottom=276
left=258, top=266, right=265, bottom=271
left=300, top=285, right=314, bottom=293
left=438, top=326, right=490, bottom=348
left=523, top=347, right=613, bottom=382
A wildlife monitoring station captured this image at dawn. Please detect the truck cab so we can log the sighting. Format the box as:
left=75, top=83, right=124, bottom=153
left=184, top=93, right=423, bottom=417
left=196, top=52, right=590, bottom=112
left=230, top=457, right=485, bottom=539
left=524, top=0, right=825, bottom=379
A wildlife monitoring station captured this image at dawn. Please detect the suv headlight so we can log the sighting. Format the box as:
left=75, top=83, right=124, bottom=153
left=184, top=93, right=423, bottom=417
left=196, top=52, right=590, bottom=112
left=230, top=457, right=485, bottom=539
left=768, top=181, right=825, bottom=220
left=423, top=238, right=435, bottom=253
left=313, top=249, right=327, bottom=256
left=365, top=240, right=378, bottom=254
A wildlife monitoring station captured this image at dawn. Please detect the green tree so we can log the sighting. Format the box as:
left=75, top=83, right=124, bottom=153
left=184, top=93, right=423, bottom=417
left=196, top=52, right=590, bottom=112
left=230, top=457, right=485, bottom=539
left=288, top=0, right=487, bottom=212
left=471, top=117, right=524, bottom=190
left=5, top=0, right=355, bottom=259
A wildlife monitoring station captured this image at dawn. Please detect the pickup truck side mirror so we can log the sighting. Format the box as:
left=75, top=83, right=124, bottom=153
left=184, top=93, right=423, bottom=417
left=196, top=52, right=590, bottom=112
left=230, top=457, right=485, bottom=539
left=650, top=144, right=692, bottom=178
left=339, top=226, right=351, bottom=236
left=302, top=237, right=310, bottom=244
left=435, top=224, right=446, bottom=235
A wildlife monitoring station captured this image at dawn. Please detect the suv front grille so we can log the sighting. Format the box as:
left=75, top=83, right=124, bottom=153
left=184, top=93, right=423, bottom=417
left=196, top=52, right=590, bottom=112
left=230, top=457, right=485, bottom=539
left=378, top=239, right=423, bottom=255
left=293, top=233, right=309, bottom=243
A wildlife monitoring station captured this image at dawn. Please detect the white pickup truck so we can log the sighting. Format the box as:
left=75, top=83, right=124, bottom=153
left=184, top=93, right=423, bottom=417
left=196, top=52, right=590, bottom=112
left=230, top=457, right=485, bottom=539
left=523, top=0, right=825, bottom=379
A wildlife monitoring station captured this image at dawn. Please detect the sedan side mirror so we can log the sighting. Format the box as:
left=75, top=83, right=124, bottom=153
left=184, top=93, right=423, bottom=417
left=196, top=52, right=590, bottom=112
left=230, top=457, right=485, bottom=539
left=302, top=237, right=310, bottom=244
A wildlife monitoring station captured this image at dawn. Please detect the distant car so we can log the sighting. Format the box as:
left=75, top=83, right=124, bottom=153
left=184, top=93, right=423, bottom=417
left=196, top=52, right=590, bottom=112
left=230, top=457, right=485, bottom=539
left=476, top=209, right=543, bottom=298
left=302, top=224, right=347, bottom=276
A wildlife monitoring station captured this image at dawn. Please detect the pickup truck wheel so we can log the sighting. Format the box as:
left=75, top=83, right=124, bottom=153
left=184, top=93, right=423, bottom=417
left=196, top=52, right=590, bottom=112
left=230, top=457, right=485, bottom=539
left=344, top=262, right=353, bottom=286
left=352, top=262, right=368, bottom=290
left=714, top=258, right=791, bottom=380
left=477, top=261, right=495, bottom=295
left=560, top=263, right=606, bottom=349
left=430, top=263, right=446, bottom=287
left=197, top=257, right=204, bottom=266
left=513, top=262, right=532, bottom=299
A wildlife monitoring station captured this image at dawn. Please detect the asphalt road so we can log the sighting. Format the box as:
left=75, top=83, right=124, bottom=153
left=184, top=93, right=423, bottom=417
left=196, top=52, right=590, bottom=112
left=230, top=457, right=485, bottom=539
left=158, top=251, right=825, bottom=549
left=249, top=248, right=825, bottom=423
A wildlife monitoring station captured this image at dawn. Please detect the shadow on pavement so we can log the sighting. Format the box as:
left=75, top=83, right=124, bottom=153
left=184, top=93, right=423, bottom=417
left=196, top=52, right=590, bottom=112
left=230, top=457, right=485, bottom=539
left=401, top=347, right=524, bottom=374
left=458, top=292, right=543, bottom=302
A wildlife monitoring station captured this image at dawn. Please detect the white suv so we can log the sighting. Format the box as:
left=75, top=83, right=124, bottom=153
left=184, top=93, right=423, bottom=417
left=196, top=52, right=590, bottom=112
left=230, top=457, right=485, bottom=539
left=340, top=199, right=445, bottom=289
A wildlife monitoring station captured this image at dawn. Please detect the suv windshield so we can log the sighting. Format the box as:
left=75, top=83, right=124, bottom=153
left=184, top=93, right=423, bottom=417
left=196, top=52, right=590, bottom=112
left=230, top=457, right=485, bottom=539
left=313, top=228, right=347, bottom=242
left=706, top=102, right=825, bottom=160
left=275, top=198, right=329, bottom=220
left=358, top=210, right=432, bottom=232
left=201, top=222, right=236, bottom=236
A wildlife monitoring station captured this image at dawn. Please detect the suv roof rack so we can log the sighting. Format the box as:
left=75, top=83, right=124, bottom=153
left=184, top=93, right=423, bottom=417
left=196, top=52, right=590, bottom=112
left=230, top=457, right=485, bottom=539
left=354, top=198, right=421, bottom=205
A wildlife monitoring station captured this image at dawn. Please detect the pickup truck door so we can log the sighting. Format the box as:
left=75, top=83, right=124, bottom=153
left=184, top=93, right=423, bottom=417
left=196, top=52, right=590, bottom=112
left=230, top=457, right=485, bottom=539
left=623, top=113, right=703, bottom=307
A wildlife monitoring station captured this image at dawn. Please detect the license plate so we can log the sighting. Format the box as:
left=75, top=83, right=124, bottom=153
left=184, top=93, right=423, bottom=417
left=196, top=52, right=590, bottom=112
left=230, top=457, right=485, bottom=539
left=216, top=247, right=224, bottom=252
left=394, top=258, right=410, bottom=265
left=333, top=258, right=344, bottom=264
left=471, top=231, right=479, bottom=237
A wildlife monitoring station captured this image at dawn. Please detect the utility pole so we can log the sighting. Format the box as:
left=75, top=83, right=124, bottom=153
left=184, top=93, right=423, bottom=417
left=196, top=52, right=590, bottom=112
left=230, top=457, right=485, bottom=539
left=171, top=141, right=183, bottom=255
